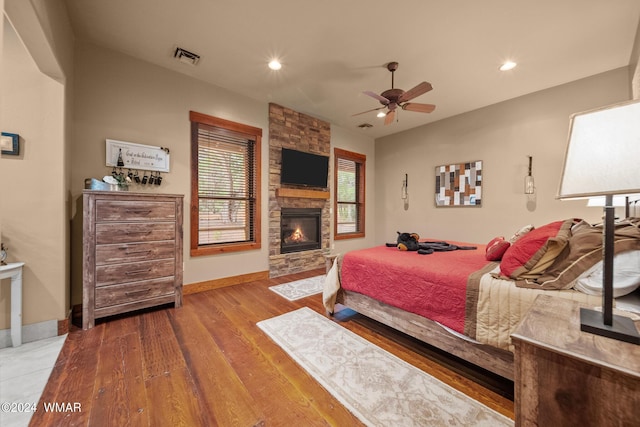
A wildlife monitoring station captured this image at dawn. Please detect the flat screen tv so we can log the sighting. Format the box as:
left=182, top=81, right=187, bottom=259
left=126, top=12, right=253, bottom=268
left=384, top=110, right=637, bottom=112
left=281, top=148, right=329, bottom=188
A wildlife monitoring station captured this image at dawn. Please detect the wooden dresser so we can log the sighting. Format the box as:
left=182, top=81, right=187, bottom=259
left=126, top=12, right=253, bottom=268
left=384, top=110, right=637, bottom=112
left=511, top=295, right=640, bottom=426
left=83, top=190, right=184, bottom=329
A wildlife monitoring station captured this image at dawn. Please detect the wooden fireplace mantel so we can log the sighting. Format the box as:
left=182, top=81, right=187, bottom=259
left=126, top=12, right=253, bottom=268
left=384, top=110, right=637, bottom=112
left=276, top=188, right=330, bottom=199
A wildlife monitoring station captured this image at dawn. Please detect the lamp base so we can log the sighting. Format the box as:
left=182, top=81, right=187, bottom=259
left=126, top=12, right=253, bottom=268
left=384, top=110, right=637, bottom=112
left=580, top=308, right=640, bottom=345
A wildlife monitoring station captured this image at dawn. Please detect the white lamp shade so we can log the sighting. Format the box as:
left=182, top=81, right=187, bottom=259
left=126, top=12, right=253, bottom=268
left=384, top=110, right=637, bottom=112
left=586, top=196, right=630, bottom=207
left=558, top=99, right=640, bottom=199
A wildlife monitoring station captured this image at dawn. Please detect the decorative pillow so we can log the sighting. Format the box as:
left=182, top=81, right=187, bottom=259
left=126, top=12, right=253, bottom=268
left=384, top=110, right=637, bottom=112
left=530, top=219, right=640, bottom=291
left=574, top=250, right=640, bottom=297
left=500, top=219, right=575, bottom=280
left=485, top=237, right=510, bottom=261
left=508, top=224, right=534, bottom=243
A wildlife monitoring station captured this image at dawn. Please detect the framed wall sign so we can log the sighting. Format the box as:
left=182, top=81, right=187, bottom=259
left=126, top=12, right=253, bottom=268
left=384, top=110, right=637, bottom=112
left=435, top=160, right=482, bottom=207
left=1, top=132, right=20, bottom=155
left=106, top=139, right=170, bottom=172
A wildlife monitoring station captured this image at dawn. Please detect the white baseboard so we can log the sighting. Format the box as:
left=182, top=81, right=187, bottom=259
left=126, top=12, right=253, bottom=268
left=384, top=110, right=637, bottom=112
left=0, top=320, right=58, bottom=349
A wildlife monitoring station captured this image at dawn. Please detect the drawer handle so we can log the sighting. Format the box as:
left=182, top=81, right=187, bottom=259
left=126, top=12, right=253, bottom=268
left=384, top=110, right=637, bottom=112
left=125, top=231, right=153, bottom=235
left=125, top=209, right=152, bottom=215
left=125, top=268, right=152, bottom=275
left=125, top=288, right=151, bottom=296
left=124, top=249, right=152, bottom=255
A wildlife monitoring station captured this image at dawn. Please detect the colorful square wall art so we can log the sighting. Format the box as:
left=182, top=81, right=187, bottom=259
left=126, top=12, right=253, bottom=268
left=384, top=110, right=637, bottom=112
left=435, top=161, right=482, bottom=207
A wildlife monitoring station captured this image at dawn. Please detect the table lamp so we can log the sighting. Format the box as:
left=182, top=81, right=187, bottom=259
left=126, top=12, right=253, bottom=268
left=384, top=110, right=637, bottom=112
left=558, top=98, right=640, bottom=344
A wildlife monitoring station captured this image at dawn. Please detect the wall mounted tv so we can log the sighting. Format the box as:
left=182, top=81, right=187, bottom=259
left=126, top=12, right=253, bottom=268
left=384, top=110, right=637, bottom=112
left=281, top=148, right=329, bottom=188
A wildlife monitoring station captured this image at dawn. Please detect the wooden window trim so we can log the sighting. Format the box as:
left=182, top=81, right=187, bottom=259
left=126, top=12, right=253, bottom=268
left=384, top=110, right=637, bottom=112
left=190, top=111, right=262, bottom=256
left=334, top=147, right=366, bottom=240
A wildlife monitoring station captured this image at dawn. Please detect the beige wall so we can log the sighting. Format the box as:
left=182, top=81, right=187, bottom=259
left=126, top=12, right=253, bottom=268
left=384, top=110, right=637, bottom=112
left=374, top=67, right=632, bottom=245
left=1, top=0, right=73, bottom=331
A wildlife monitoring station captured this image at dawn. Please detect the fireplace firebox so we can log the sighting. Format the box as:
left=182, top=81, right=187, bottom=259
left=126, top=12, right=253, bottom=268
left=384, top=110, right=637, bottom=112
left=281, top=208, right=322, bottom=254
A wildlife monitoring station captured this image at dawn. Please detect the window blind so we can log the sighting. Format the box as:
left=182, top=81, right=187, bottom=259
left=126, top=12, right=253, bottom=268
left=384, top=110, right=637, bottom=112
left=336, top=157, right=359, bottom=233
left=196, top=123, right=256, bottom=245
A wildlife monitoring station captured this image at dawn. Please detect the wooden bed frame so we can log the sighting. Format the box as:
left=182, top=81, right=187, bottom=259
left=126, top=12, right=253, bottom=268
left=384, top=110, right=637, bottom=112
left=337, top=289, right=515, bottom=380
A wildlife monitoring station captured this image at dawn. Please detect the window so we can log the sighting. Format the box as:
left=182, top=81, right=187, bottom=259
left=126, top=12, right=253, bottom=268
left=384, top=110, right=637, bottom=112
left=334, top=148, right=366, bottom=239
left=190, top=111, right=261, bottom=256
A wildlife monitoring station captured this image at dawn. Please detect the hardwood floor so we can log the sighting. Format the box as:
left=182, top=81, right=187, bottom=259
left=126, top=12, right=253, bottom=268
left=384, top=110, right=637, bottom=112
left=31, top=269, right=514, bottom=426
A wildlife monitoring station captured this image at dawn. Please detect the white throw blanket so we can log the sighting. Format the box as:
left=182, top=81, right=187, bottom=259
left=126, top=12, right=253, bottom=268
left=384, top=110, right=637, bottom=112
left=322, top=258, right=340, bottom=314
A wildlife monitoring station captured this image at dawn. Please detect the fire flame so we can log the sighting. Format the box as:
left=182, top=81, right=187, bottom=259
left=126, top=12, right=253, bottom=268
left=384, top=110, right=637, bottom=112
left=285, top=226, right=308, bottom=244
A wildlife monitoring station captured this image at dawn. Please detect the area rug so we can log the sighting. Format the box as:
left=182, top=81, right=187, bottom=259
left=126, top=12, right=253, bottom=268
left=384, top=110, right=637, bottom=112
left=268, top=275, right=325, bottom=301
left=257, top=307, right=513, bottom=427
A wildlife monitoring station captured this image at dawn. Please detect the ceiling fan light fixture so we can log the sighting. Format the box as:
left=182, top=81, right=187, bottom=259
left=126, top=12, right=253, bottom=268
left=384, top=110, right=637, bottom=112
left=499, top=61, right=517, bottom=71
left=268, top=59, right=282, bottom=70
left=377, top=111, right=386, bottom=118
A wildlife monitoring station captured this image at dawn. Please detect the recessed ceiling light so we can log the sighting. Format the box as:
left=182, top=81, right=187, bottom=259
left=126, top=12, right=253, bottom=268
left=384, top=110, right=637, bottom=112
left=499, top=61, right=517, bottom=71
left=376, top=111, right=386, bottom=118
left=268, top=59, right=282, bottom=70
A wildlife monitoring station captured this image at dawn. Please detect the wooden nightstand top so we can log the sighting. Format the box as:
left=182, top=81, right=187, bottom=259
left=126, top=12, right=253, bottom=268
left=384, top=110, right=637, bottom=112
left=512, top=294, right=640, bottom=378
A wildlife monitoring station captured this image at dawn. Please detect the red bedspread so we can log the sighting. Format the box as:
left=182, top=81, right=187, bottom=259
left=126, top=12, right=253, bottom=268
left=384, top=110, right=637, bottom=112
left=340, top=242, right=489, bottom=334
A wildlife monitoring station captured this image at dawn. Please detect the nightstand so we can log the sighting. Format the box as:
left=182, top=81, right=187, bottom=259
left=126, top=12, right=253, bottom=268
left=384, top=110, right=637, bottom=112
left=511, top=295, right=640, bottom=426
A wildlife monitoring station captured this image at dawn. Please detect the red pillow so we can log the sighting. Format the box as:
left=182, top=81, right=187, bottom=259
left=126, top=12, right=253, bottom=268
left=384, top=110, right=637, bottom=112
left=485, top=237, right=510, bottom=261
left=500, top=219, right=574, bottom=279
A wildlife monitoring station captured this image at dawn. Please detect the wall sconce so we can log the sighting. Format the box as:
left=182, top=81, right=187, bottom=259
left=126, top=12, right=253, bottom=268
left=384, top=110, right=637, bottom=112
left=402, top=173, right=409, bottom=211
left=401, top=173, right=408, bottom=200
left=524, top=155, right=535, bottom=194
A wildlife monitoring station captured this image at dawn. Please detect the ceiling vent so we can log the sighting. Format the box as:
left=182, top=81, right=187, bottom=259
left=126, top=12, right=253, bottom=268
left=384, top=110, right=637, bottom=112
left=174, top=47, right=200, bottom=65
left=357, top=123, right=373, bottom=128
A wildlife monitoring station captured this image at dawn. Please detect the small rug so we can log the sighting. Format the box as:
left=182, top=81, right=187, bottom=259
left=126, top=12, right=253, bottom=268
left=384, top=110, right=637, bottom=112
left=268, top=275, right=325, bottom=301
left=257, top=307, right=513, bottom=427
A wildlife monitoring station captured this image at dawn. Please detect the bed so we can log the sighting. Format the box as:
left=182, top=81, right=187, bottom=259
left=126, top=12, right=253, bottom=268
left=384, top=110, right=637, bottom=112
left=323, top=218, right=640, bottom=380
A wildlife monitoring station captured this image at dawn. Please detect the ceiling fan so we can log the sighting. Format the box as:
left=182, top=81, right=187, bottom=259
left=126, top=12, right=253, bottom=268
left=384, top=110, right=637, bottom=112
left=354, top=61, right=436, bottom=125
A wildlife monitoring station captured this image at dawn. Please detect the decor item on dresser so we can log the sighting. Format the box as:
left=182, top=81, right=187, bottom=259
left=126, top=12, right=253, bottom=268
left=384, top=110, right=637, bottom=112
left=82, top=191, right=184, bottom=329
left=435, top=160, right=482, bottom=207
left=558, top=98, right=640, bottom=344
left=105, top=139, right=170, bottom=172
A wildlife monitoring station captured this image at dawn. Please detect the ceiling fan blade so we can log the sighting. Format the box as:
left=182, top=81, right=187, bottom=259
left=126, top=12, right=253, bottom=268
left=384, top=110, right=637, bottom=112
left=364, top=91, right=390, bottom=104
left=384, top=110, right=395, bottom=125
left=351, top=106, right=385, bottom=117
left=398, top=82, right=433, bottom=103
left=402, top=102, right=436, bottom=113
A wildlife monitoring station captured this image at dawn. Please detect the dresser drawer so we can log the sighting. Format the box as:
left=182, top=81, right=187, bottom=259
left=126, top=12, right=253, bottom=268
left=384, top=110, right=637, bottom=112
left=95, top=200, right=176, bottom=222
left=96, top=222, right=175, bottom=244
left=96, top=241, right=176, bottom=265
left=96, top=259, right=175, bottom=286
left=94, top=277, right=176, bottom=308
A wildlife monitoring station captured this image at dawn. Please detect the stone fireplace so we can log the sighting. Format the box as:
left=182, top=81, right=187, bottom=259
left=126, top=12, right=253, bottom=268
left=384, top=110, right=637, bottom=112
left=268, top=103, right=331, bottom=277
